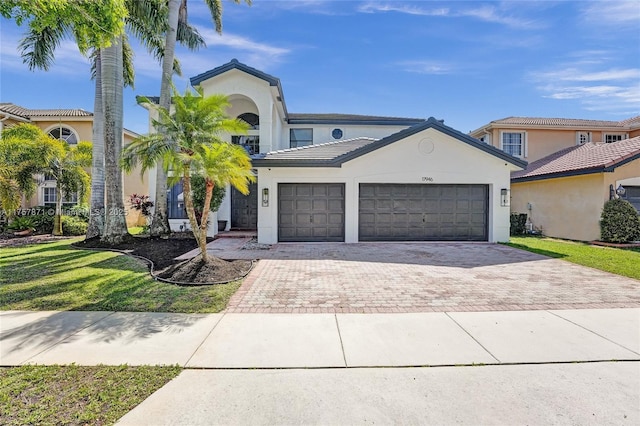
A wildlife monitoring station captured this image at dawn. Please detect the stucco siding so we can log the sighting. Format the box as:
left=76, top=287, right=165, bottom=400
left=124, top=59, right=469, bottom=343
left=511, top=174, right=604, bottom=241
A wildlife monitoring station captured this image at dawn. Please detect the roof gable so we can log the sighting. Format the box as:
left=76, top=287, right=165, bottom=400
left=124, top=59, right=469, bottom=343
left=253, top=117, right=527, bottom=168
left=512, top=136, right=640, bottom=182
left=190, top=58, right=281, bottom=88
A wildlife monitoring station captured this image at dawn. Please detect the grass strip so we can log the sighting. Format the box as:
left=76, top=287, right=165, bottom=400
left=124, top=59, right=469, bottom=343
left=0, top=364, right=181, bottom=426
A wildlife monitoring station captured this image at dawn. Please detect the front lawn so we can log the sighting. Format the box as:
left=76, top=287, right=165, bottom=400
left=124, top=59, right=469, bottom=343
left=0, top=364, right=181, bottom=425
left=506, top=236, right=640, bottom=280
left=0, top=239, right=241, bottom=312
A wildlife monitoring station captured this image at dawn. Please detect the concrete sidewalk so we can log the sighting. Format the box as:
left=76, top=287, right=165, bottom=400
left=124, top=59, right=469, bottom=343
left=1, top=308, right=638, bottom=367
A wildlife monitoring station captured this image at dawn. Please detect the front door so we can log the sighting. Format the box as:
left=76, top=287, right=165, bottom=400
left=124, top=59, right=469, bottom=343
left=231, top=182, right=258, bottom=229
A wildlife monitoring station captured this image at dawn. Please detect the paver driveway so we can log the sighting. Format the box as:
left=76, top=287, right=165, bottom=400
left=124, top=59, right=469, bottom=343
left=217, top=242, right=640, bottom=313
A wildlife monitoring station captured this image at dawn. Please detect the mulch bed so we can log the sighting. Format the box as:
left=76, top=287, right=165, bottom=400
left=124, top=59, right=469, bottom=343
left=73, top=234, right=253, bottom=285
left=0, top=234, right=75, bottom=248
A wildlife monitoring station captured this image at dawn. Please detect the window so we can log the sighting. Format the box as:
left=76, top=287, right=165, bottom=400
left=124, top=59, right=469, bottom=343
left=501, top=132, right=525, bottom=157
left=576, top=132, right=591, bottom=145
left=43, top=187, right=78, bottom=207
left=232, top=135, right=260, bottom=155
left=48, top=126, right=78, bottom=145
left=604, top=133, right=626, bottom=143
left=237, top=113, right=259, bottom=130
left=332, top=128, right=343, bottom=140
left=290, top=129, right=313, bottom=148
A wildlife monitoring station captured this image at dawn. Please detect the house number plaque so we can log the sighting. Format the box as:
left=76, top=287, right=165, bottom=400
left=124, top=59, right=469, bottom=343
left=421, top=177, right=434, bottom=182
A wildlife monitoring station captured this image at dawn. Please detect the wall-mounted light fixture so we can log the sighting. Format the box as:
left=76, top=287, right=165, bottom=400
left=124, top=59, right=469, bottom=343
left=609, top=184, right=626, bottom=200
left=500, top=188, right=510, bottom=207
left=262, top=188, right=269, bottom=207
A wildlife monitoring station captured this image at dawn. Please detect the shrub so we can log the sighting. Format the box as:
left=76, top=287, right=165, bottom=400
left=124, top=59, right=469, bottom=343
left=600, top=199, right=640, bottom=243
left=510, top=213, right=527, bottom=235
left=191, top=175, right=226, bottom=222
left=14, top=206, right=54, bottom=234
left=67, top=204, right=90, bottom=222
left=7, top=216, right=37, bottom=232
left=128, top=194, right=154, bottom=217
left=62, top=215, right=88, bottom=236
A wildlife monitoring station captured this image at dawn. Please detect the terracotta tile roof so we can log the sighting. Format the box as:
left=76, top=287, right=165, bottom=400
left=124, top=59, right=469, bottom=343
left=512, top=137, right=640, bottom=181
left=618, top=116, right=640, bottom=127
left=0, top=103, right=92, bottom=118
left=254, top=137, right=379, bottom=162
left=492, top=116, right=625, bottom=128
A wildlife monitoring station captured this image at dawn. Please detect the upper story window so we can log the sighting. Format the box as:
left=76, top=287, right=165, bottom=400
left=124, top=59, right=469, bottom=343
left=48, top=126, right=77, bottom=145
left=290, top=128, right=313, bottom=148
left=232, top=135, right=260, bottom=155
left=237, top=113, right=259, bottom=130
left=604, top=133, right=626, bottom=143
left=576, top=131, right=591, bottom=145
left=501, top=131, right=526, bottom=158
left=43, top=187, right=78, bottom=206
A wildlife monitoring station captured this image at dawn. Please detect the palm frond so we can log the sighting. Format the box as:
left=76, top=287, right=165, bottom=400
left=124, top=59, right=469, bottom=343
left=18, top=23, right=68, bottom=71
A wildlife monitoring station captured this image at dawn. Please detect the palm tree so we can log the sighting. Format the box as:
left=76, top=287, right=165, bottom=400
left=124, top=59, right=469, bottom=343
left=150, top=0, right=251, bottom=237
left=122, top=88, right=254, bottom=261
left=46, top=141, right=92, bottom=235
left=0, top=124, right=64, bottom=219
left=12, top=0, right=205, bottom=241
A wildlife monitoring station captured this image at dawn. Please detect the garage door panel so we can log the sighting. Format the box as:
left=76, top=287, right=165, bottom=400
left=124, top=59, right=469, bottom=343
left=279, top=183, right=345, bottom=242
left=359, top=184, right=488, bottom=241
left=295, top=185, right=312, bottom=197
left=296, top=199, right=312, bottom=210
left=312, top=199, right=327, bottom=210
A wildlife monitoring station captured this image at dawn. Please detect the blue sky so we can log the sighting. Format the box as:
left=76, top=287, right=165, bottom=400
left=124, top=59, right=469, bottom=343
left=1, top=0, right=639, bottom=136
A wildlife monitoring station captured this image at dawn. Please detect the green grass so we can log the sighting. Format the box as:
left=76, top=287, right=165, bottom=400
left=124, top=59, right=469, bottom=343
left=127, top=226, right=145, bottom=235
left=0, top=364, right=181, bottom=425
left=0, top=239, right=241, bottom=313
left=506, top=236, right=640, bottom=280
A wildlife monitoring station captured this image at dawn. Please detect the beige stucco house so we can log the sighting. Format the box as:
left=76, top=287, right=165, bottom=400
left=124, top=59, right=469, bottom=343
left=0, top=103, right=147, bottom=227
left=470, top=116, right=640, bottom=163
left=142, top=59, right=526, bottom=243
left=511, top=137, right=640, bottom=241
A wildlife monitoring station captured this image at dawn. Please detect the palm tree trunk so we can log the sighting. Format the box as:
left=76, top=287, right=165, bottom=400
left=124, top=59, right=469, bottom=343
left=181, top=166, right=208, bottom=261
left=101, top=36, right=128, bottom=244
left=53, top=185, right=63, bottom=235
left=148, top=0, right=180, bottom=237
left=86, top=51, right=105, bottom=239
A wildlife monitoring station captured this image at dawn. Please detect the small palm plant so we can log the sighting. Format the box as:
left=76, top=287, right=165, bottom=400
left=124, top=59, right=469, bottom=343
left=122, top=87, right=255, bottom=262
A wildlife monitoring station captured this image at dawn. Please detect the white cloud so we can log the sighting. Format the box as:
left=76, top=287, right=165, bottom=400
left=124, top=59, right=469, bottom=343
left=534, top=68, right=640, bottom=82
left=530, top=60, right=640, bottom=114
left=358, top=1, right=544, bottom=29
left=359, top=3, right=449, bottom=17
left=197, top=28, right=290, bottom=58
left=398, top=60, right=455, bottom=75
left=581, top=1, right=640, bottom=26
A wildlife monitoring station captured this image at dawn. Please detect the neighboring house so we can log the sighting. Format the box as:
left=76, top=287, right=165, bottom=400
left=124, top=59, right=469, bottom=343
left=469, top=116, right=640, bottom=163
left=143, top=59, right=526, bottom=243
left=510, top=137, right=640, bottom=242
left=0, top=103, right=147, bottom=227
